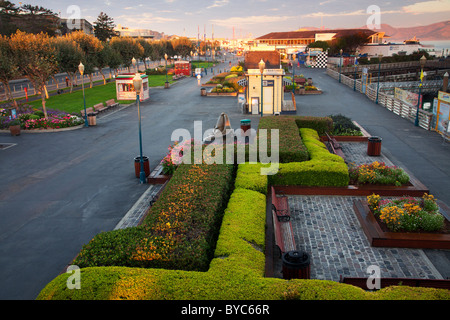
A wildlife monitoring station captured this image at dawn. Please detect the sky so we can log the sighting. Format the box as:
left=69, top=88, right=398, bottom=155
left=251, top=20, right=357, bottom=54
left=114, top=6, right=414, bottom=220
left=14, top=0, right=450, bottom=39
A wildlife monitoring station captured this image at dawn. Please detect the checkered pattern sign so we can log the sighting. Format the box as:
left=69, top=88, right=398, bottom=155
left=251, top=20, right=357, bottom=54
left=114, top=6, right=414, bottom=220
left=312, top=52, right=328, bottom=68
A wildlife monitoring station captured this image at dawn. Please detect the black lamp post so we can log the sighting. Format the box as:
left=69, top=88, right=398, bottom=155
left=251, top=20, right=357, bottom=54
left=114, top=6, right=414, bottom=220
left=292, top=53, right=296, bottom=94
left=354, top=50, right=359, bottom=91
left=375, top=54, right=383, bottom=104
left=78, top=62, right=88, bottom=127
left=414, top=55, right=427, bottom=127
left=164, top=53, right=169, bottom=89
left=259, top=59, right=265, bottom=118
left=133, top=72, right=146, bottom=184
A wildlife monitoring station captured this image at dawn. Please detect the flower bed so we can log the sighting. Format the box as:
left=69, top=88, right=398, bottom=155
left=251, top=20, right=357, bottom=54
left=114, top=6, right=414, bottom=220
left=349, top=161, right=410, bottom=186
left=1, top=106, right=83, bottom=130
left=367, top=193, right=446, bottom=233
left=71, top=163, right=235, bottom=272
left=353, top=198, right=450, bottom=249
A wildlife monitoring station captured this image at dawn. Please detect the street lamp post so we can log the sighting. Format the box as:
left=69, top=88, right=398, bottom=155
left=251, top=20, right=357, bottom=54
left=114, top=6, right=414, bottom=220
left=375, top=54, right=383, bottom=104
left=78, top=62, right=88, bottom=127
left=133, top=72, right=146, bottom=184
left=132, top=57, right=137, bottom=73
left=354, top=50, right=359, bottom=91
left=259, top=59, right=265, bottom=118
left=292, top=53, right=296, bottom=94
left=164, top=53, right=169, bottom=89
left=414, top=55, right=427, bottom=127
left=339, top=49, right=343, bottom=83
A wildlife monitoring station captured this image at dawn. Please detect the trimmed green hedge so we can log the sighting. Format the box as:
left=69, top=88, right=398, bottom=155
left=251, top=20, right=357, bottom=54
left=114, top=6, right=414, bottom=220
left=269, top=128, right=349, bottom=186
left=71, top=163, right=235, bottom=272
left=234, top=163, right=269, bottom=195
left=294, top=116, right=333, bottom=135
left=37, top=184, right=449, bottom=300
left=257, top=116, right=309, bottom=163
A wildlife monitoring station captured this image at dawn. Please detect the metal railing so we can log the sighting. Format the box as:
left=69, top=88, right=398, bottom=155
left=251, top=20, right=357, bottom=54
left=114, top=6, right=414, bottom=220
left=327, top=68, right=434, bottom=131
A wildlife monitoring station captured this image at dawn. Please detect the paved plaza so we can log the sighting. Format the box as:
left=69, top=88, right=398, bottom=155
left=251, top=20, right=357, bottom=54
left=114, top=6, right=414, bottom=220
left=271, top=142, right=448, bottom=281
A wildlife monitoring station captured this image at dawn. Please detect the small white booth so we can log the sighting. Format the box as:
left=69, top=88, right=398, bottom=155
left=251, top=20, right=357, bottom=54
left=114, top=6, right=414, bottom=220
left=115, top=73, right=149, bottom=102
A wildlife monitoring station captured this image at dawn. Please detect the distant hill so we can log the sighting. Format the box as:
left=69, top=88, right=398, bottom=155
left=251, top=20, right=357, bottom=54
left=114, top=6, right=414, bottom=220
left=361, top=21, right=450, bottom=41
left=297, top=21, right=450, bottom=41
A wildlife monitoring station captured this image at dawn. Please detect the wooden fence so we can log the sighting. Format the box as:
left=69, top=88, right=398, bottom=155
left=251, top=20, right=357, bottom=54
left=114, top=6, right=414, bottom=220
left=327, top=68, right=433, bottom=131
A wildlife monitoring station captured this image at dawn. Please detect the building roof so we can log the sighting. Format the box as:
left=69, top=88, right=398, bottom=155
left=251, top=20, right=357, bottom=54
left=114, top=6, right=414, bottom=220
left=256, top=29, right=377, bottom=40
left=244, top=51, right=280, bottom=69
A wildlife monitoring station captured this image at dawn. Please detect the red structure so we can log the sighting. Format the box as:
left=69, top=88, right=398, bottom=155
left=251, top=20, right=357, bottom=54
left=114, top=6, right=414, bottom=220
left=174, top=61, right=191, bottom=76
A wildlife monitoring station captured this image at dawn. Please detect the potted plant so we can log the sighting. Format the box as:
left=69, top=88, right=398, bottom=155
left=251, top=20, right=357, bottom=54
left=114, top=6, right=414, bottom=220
left=9, top=119, right=21, bottom=136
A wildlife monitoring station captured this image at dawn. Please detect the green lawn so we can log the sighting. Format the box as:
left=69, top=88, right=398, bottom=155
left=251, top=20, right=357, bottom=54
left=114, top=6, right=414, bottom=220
left=27, top=75, right=176, bottom=114
left=27, top=82, right=132, bottom=114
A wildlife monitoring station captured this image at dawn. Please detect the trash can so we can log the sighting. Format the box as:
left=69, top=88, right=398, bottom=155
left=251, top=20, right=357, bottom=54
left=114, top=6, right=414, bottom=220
left=367, top=136, right=382, bottom=156
left=282, top=250, right=310, bottom=280
left=87, top=113, right=97, bottom=126
left=134, top=156, right=150, bottom=178
left=200, top=87, right=207, bottom=96
left=240, top=119, right=251, bottom=133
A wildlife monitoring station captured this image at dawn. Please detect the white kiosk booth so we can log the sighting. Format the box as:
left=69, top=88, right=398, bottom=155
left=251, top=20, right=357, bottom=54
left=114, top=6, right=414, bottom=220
left=115, top=73, right=149, bottom=102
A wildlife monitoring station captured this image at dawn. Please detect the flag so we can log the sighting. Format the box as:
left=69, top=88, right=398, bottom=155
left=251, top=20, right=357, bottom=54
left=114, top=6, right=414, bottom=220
left=419, top=69, right=424, bottom=87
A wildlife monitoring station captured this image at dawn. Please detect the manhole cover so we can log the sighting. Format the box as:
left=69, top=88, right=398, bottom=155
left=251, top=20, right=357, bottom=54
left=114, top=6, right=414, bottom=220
left=0, top=143, right=16, bottom=150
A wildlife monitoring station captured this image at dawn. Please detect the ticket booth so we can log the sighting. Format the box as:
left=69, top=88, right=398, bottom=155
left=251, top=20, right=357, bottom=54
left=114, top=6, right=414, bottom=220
left=115, top=73, right=149, bottom=102
left=245, top=68, right=285, bottom=115
left=174, top=61, right=191, bottom=77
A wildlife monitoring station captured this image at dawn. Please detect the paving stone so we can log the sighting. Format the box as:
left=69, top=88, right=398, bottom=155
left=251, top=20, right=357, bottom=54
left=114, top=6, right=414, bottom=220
left=273, top=194, right=444, bottom=282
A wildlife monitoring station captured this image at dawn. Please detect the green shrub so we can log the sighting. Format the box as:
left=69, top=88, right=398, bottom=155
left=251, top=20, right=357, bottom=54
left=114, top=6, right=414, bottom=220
left=329, top=114, right=362, bottom=136
left=234, top=163, right=269, bottom=195
left=72, top=163, right=235, bottom=272
left=269, top=128, right=349, bottom=186
left=37, top=185, right=449, bottom=300
left=294, top=116, right=333, bottom=136
left=258, top=116, right=309, bottom=163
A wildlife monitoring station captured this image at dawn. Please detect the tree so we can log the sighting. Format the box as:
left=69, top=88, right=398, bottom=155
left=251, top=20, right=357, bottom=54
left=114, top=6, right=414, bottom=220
left=307, top=40, right=330, bottom=52
left=110, top=37, right=144, bottom=71
left=0, top=34, right=20, bottom=106
left=330, top=32, right=371, bottom=55
left=10, top=31, right=58, bottom=119
left=52, top=36, right=84, bottom=93
left=68, top=31, right=103, bottom=88
left=17, top=3, right=59, bottom=36
left=95, top=43, right=115, bottom=84
left=136, top=38, right=153, bottom=70
left=93, top=12, right=117, bottom=42
left=0, top=0, right=20, bottom=36
left=172, top=37, right=194, bottom=60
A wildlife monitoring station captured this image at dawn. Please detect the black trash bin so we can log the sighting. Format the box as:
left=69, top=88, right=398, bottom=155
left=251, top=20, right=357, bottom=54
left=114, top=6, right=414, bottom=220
left=134, top=156, right=150, bottom=178
left=87, top=113, right=97, bottom=126
left=200, top=87, right=206, bottom=96
left=367, top=136, right=382, bottom=156
left=282, top=250, right=310, bottom=280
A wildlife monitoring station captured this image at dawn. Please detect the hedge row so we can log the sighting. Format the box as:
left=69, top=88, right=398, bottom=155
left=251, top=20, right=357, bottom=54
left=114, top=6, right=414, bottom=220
left=257, top=116, right=309, bottom=163
left=71, top=163, right=235, bottom=272
left=37, top=164, right=450, bottom=300
left=269, top=128, right=349, bottom=187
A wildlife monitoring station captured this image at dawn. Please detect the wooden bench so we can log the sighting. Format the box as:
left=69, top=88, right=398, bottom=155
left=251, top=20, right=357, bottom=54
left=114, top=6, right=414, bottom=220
left=271, top=186, right=296, bottom=257
left=80, top=107, right=95, bottom=117
left=325, top=132, right=345, bottom=159
left=105, top=99, right=119, bottom=109
left=94, top=102, right=107, bottom=113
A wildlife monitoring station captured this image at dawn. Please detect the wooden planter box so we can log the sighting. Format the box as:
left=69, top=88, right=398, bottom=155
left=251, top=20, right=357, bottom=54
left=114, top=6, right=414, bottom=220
left=353, top=200, right=450, bottom=249
left=147, top=161, right=172, bottom=184
left=302, top=89, right=322, bottom=95
left=206, top=92, right=238, bottom=97
left=273, top=170, right=429, bottom=197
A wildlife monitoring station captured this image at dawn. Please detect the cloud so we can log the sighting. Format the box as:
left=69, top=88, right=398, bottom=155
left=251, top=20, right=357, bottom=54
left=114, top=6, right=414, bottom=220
left=116, top=13, right=179, bottom=26
left=207, top=0, right=229, bottom=9
left=303, top=8, right=402, bottom=18
left=210, top=15, right=296, bottom=27
left=403, top=0, right=450, bottom=13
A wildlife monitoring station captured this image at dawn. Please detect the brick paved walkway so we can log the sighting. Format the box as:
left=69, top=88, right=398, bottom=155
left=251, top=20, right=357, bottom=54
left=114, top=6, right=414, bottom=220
left=271, top=142, right=444, bottom=281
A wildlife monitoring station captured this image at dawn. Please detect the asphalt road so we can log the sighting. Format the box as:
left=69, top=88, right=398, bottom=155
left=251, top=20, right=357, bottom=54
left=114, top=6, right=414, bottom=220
left=0, top=56, right=250, bottom=300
